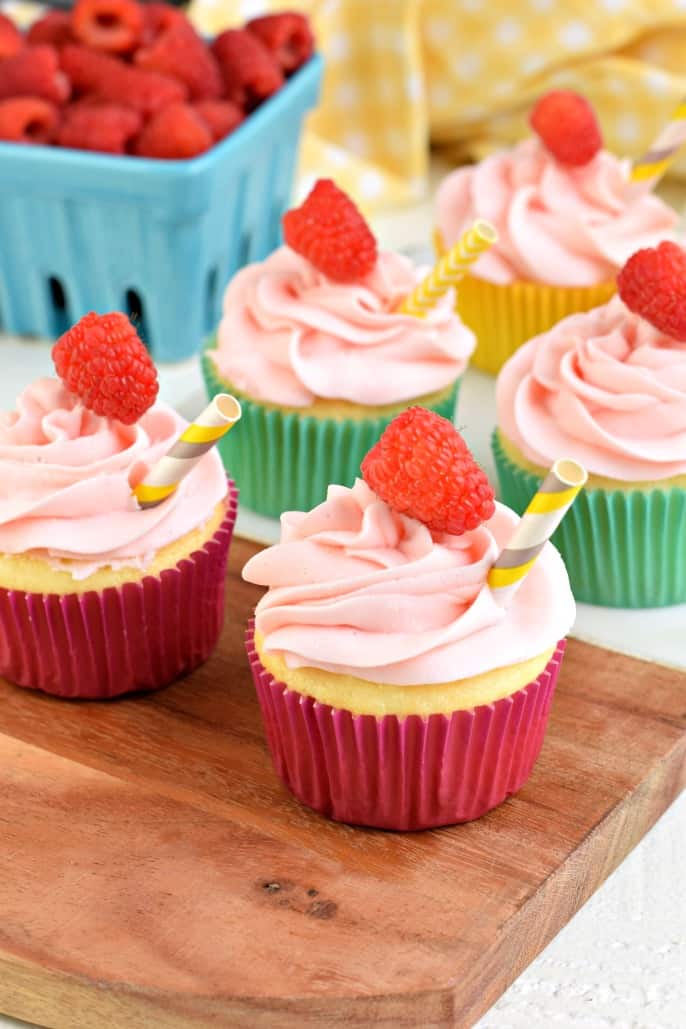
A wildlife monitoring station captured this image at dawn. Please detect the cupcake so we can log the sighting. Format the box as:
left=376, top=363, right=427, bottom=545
left=0, top=312, right=237, bottom=699
left=494, top=243, right=686, bottom=608
left=435, top=91, right=677, bottom=374
left=203, top=179, right=475, bottom=518
left=243, top=408, right=576, bottom=830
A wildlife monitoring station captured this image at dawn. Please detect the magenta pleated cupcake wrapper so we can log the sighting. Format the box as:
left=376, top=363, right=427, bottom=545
left=246, top=625, right=566, bottom=830
left=0, top=482, right=238, bottom=700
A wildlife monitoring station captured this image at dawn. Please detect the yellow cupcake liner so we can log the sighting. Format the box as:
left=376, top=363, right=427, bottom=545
left=433, top=229, right=616, bottom=375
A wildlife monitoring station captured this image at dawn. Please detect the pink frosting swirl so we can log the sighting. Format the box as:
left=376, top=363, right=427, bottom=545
left=212, top=246, right=474, bottom=407
left=0, top=378, right=227, bottom=578
left=497, top=296, right=686, bottom=481
left=243, top=480, right=574, bottom=685
left=436, top=139, right=677, bottom=286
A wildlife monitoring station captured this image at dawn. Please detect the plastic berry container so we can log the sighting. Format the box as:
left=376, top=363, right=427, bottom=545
left=0, top=53, right=322, bottom=362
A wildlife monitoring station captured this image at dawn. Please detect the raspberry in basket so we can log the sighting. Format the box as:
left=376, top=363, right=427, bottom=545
left=0, top=97, right=59, bottom=143
left=135, top=20, right=223, bottom=101
left=140, top=2, right=187, bottom=45
left=0, top=12, right=22, bottom=60
left=193, top=100, right=244, bottom=142
left=134, top=102, right=213, bottom=159
left=58, top=101, right=142, bottom=154
left=27, top=11, right=74, bottom=49
left=61, top=44, right=186, bottom=116
left=72, top=0, right=143, bottom=54
left=212, top=29, right=283, bottom=110
left=0, top=46, right=70, bottom=105
left=247, top=13, right=314, bottom=74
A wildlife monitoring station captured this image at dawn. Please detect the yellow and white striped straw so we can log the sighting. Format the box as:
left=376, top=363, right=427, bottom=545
left=630, top=96, right=686, bottom=190
left=133, top=394, right=241, bottom=510
left=488, top=458, right=587, bottom=607
left=400, top=219, right=498, bottom=318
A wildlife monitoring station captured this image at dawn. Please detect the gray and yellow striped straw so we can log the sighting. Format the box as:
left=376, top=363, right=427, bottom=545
left=488, top=458, right=587, bottom=607
left=631, top=97, right=686, bottom=190
left=133, top=394, right=241, bottom=510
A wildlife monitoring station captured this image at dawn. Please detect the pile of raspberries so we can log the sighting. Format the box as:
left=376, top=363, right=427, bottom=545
left=0, top=1, right=314, bottom=159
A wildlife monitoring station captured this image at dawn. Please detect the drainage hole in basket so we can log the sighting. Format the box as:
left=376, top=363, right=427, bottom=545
left=205, top=267, right=219, bottom=333
left=47, top=277, right=70, bottom=336
left=124, top=289, right=150, bottom=349
left=236, top=232, right=251, bottom=270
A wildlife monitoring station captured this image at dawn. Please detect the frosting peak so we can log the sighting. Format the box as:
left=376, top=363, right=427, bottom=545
left=0, top=378, right=227, bottom=577
left=436, top=139, right=677, bottom=286
left=243, top=480, right=574, bottom=685
left=213, top=247, right=474, bottom=407
left=496, top=295, right=686, bottom=481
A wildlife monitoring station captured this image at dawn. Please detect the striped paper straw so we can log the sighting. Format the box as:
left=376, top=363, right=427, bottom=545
left=630, top=96, right=686, bottom=190
left=133, top=394, right=241, bottom=510
left=400, top=219, right=498, bottom=317
left=488, top=458, right=587, bottom=607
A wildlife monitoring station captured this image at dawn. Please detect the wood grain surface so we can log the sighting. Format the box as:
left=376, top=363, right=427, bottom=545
left=0, top=537, right=684, bottom=1029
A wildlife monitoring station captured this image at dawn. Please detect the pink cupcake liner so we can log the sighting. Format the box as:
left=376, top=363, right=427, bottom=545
left=246, top=624, right=566, bottom=830
left=0, top=482, right=238, bottom=700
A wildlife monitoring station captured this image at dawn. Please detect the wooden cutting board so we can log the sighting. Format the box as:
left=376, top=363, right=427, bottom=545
left=0, top=538, right=684, bottom=1029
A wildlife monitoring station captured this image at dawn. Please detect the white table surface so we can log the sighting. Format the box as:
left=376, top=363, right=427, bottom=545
left=1, top=221, right=685, bottom=1027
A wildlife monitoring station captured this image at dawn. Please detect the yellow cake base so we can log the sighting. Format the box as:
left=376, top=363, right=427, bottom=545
left=256, top=631, right=553, bottom=717
left=0, top=501, right=227, bottom=596
left=212, top=366, right=456, bottom=423
left=496, top=430, right=686, bottom=492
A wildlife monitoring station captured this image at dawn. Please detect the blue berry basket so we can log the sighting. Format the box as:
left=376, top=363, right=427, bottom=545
left=0, top=53, right=322, bottom=362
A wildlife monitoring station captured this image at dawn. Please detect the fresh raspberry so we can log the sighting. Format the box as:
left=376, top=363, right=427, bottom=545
left=57, top=101, right=141, bottom=153
left=246, top=13, right=314, bottom=74
left=193, top=100, right=243, bottom=142
left=140, top=2, right=187, bottom=46
left=212, top=29, right=283, bottom=110
left=0, top=46, right=70, bottom=105
left=27, top=11, right=74, bottom=49
left=134, top=102, right=212, bottom=159
left=52, top=311, right=158, bottom=424
left=71, top=0, right=143, bottom=54
left=61, top=44, right=186, bottom=116
left=0, top=12, right=23, bottom=60
left=617, top=241, right=686, bottom=341
left=283, top=179, right=378, bottom=282
left=530, top=90, right=602, bottom=166
left=246, top=12, right=314, bottom=74
left=361, top=408, right=496, bottom=536
left=0, top=97, right=59, bottom=143
left=135, top=20, right=222, bottom=101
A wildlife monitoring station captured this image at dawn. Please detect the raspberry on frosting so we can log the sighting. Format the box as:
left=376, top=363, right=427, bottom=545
left=530, top=90, right=602, bottom=167
left=283, top=179, right=378, bottom=283
left=617, top=241, right=686, bottom=341
left=52, top=311, right=159, bottom=424
left=361, top=408, right=495, bottom=536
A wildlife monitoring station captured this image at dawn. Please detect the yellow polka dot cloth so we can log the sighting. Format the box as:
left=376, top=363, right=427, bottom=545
left=186, top=0, right=686, bottom=211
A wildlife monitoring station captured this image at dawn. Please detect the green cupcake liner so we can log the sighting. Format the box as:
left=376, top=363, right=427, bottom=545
left=492, top=431, right=686, bottom=609
left=202, top=346, right=460, bottom=519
